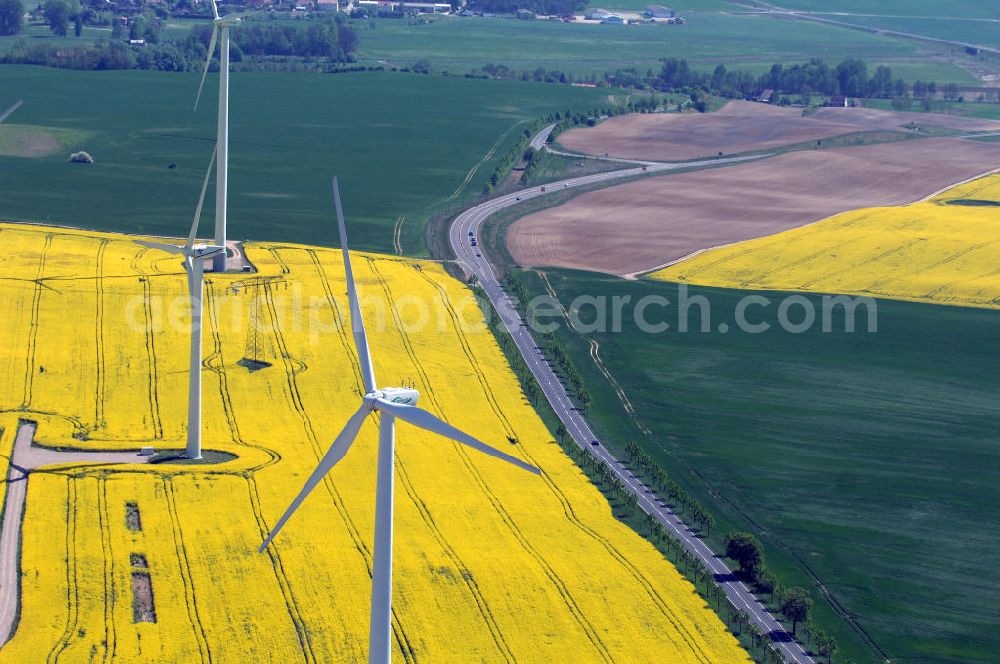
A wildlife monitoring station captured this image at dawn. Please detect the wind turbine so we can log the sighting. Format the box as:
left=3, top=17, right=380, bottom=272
left=194, top=0, right=239, bottom=273
left=135, top=147, right=225, bottom=460
left=259, top=177, right=541, bottom=664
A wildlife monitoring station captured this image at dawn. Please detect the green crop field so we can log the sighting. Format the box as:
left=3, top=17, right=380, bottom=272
left=586, top=0, right=732, bottom=11
left=0, top=65, right=613, bottom=254
left=864, top=97, right=1000, bottom=120
left=511, top=269, right=1000, bottom=664
left=0, top=23, right=113, bottom=53
left=776, top=0, right=1000, bottom=20
left=854, top=16, right=1000, bottom=49
left=353, top=14, right=979, bottom=84
left=768, top=0, right=1000, bottom=49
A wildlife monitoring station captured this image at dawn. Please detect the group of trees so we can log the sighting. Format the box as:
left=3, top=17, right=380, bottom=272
left=1, top=14, right=359, bottom=72
left=624, top=442, right=715, bottom=534
left=500, top=273, right=592, bottom=408
left=218, top=19, right=357, bottom=60
left=658, top=56, right=911, bottom=101
left=0, top=0, right=22, bottom=36
left=723, top=532, right=838, bottom=660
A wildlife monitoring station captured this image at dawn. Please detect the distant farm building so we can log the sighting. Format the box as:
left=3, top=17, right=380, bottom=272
left=827, top=95, right=850, bottom=107
left=585, top=8, right=609, bottom=19
left=516, top=8, right=534, bottom=19
left=356, top=0, right=450, bottom=13
left=756, top=88, right=773, bottom=103
left=600, top=14, right=627, bottom=24
left=316, top=0, right=340, bottom=10
left=645, top=5, right=674, bottom=18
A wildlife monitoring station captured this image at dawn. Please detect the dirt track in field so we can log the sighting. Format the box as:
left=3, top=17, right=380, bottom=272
left=556, top=101, right=1000, bottom=162
left=506, top=137, right=1000, bottom=277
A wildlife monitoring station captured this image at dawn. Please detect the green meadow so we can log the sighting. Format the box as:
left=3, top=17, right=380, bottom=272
left=0, top=65, right=612, bottom=254
left=354, top=13, right=980, bottom=84
left=777, top=0, right=1000, bottom=20
left=513, top=269, right=1000, bottom=664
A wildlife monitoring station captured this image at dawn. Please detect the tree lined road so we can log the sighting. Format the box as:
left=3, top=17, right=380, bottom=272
left=448, top=141, right=815, bottom=663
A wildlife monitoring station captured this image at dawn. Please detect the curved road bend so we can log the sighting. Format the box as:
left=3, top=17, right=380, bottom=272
left=0, top=423, right=148, bottom=645
left=448, top=135, right=815, bottom=663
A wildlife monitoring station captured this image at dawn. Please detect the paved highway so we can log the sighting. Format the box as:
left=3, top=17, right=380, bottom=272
left=448, top=136, right=815, bottom=664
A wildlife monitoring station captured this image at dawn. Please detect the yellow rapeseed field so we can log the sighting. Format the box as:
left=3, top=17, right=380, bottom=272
left=652, top=173, right=1000, bottom=308
left=0, top=222, right=748, bottom=663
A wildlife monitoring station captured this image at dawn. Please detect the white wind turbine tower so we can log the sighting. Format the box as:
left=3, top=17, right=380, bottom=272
left=135, top=147, right=225, bottom=460
left=259, top=177, right=541, bottom=663
left=194, top=0, right=239, bottom=273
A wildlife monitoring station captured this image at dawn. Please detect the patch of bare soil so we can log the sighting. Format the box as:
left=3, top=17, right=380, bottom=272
left=557, top=101, right=1000, bottom=162
left=131, top=571, right=157, bottom=623
left=507, top=137, right=1000, bottom=276
left=126, top=502, right=142, bottom=532
left=0, top=125, right=62, bottom=158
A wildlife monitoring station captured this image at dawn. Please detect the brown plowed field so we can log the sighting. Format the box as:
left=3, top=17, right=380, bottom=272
left=506, top=137, right=1000, bottom=277
left=556, top=101, right=1000, bottom=162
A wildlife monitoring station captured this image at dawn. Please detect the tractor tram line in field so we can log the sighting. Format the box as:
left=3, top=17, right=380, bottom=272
left=367, top=259, right=616, bottom=664
left=21, top=234, right=53, bottom=411
left=369, top=262, right=611, bottom=661
left=97, top=478, right=118, bottom=663
left=349, top=259, right=519, bottom=662
left=203, top=283, right=316, bottom=660
left=204, top=283, right=280, bottom=470
left=448, top=142, right=816, bottom=663
left=244, top=476, right=317, bottom=664
left=47, top=477, right=79, bottom=664
left=94, top=239, right=108, bottom=431
left=140, top=277, right=164, bottom=441
left=312, top=249, right=525, bottom=661
left=312, top=250, right=519, bottom=662
left=263, top=273, right=420, bottom=664
left=162, top=478, right=212, bottom=663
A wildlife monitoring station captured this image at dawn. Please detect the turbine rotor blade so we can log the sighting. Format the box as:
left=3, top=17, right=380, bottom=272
left=209, top=0, right=219, bottom=20
left=332, top=177, right=377, bottom=393
left=375, top=399, right=540, bottom=475
left=187, top=145, right=218, bottom=248
left=134, top=240, right=187, bottom=255
left=185, top=254, right=199, bottom=297
left=194, top=26, right=218, bottom=111
left=259, top=404, right=371, bottom=551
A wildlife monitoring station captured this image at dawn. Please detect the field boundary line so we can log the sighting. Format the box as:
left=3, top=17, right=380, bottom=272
left=917, top=166, right=1000, bottom=202
left=0, top=101, right=22, bottom=124
left=448, top=120, right=529, bottom=201
left=632, top=166, right=1000, bottom=280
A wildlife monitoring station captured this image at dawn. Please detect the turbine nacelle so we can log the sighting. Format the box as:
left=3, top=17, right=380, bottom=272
left=367, top=387, right=420, bottom=408
left=214, top=15, right=242, bottom=27
left=191, top=243, right=225, bottom=260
